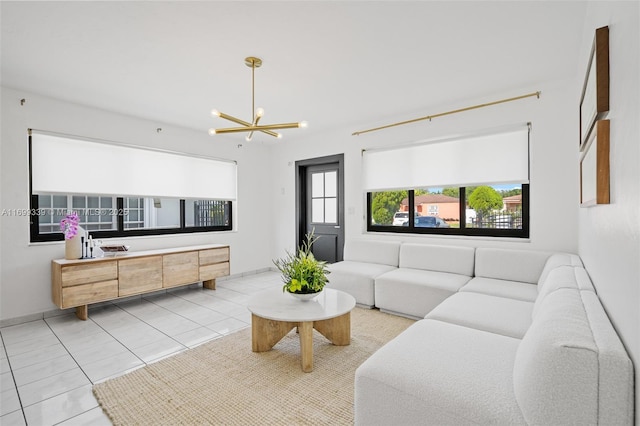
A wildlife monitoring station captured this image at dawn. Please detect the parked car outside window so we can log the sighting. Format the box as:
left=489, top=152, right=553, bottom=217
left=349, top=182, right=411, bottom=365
left=402, top=216, right=449, bottom=228
left=392, top=211, right=409, bottom=226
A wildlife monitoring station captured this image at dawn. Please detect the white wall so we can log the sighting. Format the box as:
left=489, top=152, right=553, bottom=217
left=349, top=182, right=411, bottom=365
left=270, top=79, right=580, bottom=256
left=0, top=87, right=274, bottom=321
left=577, top=2, right=640, bottom=422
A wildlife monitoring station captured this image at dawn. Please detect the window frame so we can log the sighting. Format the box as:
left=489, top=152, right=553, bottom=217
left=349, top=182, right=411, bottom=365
left=29, top=195, right=233, bottom=242
left=367, top=184, right=529, bottom=238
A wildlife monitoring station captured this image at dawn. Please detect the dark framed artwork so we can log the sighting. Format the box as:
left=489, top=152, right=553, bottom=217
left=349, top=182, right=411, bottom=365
left=579, top=26, right=609, bottom=150
left=580, top=119, right=610, bottom=206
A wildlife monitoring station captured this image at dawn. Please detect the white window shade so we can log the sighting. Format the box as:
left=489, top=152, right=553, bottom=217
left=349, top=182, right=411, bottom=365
left=31, top=132, right=237, bottom=200
left=363, top=126, right=529, bottom=191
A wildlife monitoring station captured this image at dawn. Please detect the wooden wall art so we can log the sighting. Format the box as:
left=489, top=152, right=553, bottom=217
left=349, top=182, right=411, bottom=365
left=580, top=119, right=610, bottom=206
left=579, top=26, right=609, bottom=150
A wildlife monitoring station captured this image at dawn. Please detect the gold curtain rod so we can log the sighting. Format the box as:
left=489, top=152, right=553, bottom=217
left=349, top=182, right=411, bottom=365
left=352, top=91, right=541, bottom=136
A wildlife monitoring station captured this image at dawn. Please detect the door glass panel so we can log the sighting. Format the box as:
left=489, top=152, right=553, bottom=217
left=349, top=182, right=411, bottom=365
left=312, top=199, right=324, bottom=223
left=311, top=173, right=324, bottom=198
left=324, top=171, right=337, bottom=197
left=325, top=198, right=337, bottom=223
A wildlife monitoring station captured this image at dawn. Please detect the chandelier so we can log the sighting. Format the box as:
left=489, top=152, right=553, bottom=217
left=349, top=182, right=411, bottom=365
left=208, top=57, right=307, bottom=141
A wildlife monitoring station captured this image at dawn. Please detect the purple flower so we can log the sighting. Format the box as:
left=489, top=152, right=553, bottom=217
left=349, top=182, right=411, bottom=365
left=60, top=212, right=80, bottom=240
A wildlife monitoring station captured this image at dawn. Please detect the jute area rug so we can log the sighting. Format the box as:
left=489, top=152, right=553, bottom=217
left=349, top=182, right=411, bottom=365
left=93, top=307, right=415, bottom=425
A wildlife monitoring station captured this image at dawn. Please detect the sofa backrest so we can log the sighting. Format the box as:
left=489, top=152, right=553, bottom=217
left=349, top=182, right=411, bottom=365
left=343, top=239, right=401, bottom=267
left=399, top=243, right=475, bottom=276
left=533, top=266, right=595, bottom=318
left=474, top=248, right=551, bottom=284
left=537, top=252, right=583, bottom=286
left=514, top=288, right=634, bottom=425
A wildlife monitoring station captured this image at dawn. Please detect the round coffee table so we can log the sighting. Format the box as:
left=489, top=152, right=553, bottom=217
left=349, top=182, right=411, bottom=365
left=247, top=287, right=356, bottom=372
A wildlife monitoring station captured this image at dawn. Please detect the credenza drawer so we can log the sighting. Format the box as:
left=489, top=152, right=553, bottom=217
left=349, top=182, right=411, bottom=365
left=118, top=256, right=163, bottom=296
left=62, top=280, right=118, bottom=308
left=200, top=262, right=230, bottom=281
left=163, top=251, right=199, bottom=288
left=61, top=262, right=118, bottom=287
left=199, top=247, right=229, bottom=265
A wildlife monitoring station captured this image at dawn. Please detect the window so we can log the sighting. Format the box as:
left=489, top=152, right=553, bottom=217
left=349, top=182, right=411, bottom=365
left=368, top=184, right=529, bottom=237
left=185, top=199, right=231, bottom=227
left=29, top=130, right=235, bottom=242
left=30, top=193, right=232, bottom=242
left=364, top=125, right=530, bottom=238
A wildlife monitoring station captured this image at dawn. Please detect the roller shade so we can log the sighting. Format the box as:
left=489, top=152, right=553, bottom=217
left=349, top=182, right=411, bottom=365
left=363, top=125, right=529, bottom=191
left=30, top=131, right=237, bottom=200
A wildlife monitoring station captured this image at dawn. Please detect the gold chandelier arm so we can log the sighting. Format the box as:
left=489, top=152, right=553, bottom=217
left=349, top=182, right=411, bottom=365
left=217, top=111, right=251, bottom=127
left=246, top=115, right=262, bottom=141
left=215, top=111, right=280, bottom=138
left=214, top=122, right=304, bottom=134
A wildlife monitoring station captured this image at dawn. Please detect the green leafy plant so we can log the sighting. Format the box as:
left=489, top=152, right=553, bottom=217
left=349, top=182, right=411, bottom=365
left=273, top=232, right=329, bottom=294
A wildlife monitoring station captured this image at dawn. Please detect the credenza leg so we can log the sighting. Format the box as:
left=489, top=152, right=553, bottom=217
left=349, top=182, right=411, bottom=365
left=203, top=279, right=216, bottom=290
left=75, top=305, right=88, bottom=320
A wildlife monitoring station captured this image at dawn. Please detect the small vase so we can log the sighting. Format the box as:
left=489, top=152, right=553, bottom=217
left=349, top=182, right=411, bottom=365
left=288, top=290, right=322, bottom=302
left=64, top=226, right=84, bottom=260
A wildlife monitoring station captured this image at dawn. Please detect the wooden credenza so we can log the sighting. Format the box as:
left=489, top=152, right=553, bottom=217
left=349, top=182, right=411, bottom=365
left=52, top=244, right=230, bottom=320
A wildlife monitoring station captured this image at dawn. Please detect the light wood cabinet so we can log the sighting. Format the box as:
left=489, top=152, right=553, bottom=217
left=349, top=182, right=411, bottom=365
left=52, top=244, right=230, bottom=319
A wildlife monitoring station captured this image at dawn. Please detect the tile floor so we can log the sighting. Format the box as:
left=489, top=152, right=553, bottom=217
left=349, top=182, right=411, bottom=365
left=0, top=271, right=282, bottom=426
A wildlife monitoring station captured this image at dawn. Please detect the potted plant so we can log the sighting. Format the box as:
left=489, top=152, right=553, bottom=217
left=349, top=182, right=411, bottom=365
left=273, top=231, right=329, bottom=300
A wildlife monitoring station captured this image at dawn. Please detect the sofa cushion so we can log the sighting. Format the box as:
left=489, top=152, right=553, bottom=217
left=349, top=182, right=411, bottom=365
left=399, top=243, right=475, bottom=276
left=343, top=239, right=400, bottom=267
left=459, top=277, right=538, bottom=302
left=426, top=292, right=533, bottom=338
left=375, top=268, right=472, bottom=318
left=355, top=319, right=525, bottom=425
left=533, top=266, right=596, bottom=318
left=513, top=289, right=599, bottom=425
left=326, top=261, right=396, bottom=307
left=475, top=247, right=551, bottom=284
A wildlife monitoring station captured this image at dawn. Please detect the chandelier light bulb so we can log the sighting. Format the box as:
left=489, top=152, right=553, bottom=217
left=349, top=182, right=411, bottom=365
left=208, top=128, right=217, bottom=136
left=211, top=109, right=221, bottom=117
left=245, top=134, right=253, bottom=142
left=299, top=121, right=309, bottom=129
left=255, top=107, right=264, bottom=118
left=276, top=133, right=283, bottom=139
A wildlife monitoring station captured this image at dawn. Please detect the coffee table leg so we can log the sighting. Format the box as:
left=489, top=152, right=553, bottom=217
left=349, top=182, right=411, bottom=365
left=299, top=321, right=314, bottom=372
left=314, top=311, right=351, bottom=345
left=251, top=314, right=296, bottom=352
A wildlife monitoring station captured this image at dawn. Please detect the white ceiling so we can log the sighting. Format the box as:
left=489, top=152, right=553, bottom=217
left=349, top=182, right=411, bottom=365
left=1, top=1, right=587, bottom=141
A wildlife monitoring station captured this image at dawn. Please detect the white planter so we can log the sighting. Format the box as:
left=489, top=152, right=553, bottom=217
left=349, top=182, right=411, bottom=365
left=287, top=290, right=322, bottom=302
left=64, top=226, right=84, bottom=259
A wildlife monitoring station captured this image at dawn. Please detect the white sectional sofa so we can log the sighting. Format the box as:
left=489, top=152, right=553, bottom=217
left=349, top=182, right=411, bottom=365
left=328, top=239, right=634, bottom=425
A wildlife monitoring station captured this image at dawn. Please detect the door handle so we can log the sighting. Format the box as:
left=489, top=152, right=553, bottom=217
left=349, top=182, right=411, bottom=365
left=334, top=226, right=341, bottom=229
